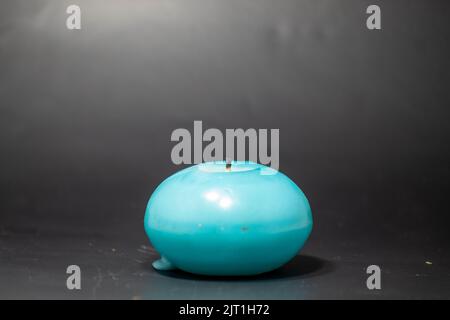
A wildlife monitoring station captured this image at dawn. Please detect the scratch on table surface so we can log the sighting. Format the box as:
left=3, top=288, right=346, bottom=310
left=415, top=273, right=430, bottom=277
left=92, top=267, right=104, bottom=299
left=107, top=269, right=123, bottom=281
left=132, top=271, right=147, bottom=277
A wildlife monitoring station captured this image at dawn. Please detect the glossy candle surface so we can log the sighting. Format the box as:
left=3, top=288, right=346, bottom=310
left=144, top=161, right=313, bottom=276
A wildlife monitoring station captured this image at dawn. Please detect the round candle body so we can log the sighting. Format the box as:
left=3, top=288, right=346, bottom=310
left=144, top=161, right=313, bottom=276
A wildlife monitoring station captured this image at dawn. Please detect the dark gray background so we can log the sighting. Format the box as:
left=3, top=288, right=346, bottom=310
left=1, top=0, right=449, bottom=299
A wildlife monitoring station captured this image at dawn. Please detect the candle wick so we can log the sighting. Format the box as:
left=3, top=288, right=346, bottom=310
left=226, top=163, right=232, bottom=171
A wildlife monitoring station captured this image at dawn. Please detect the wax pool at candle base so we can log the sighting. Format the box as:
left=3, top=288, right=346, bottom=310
left=144, top=161, right=313, bottom=276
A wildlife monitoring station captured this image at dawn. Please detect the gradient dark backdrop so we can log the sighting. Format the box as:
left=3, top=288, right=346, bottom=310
left=1, top=0, right=449, bottom=299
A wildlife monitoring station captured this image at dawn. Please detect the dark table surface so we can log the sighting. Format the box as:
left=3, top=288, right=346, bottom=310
left=1, top=220, right=449, bottom=299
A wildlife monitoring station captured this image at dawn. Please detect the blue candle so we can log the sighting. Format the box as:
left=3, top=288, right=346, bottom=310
left=144, top=161, right=313, bottom=276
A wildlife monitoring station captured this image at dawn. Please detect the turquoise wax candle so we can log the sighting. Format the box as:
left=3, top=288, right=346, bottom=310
left=144, top=161, right=313, bottom=276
